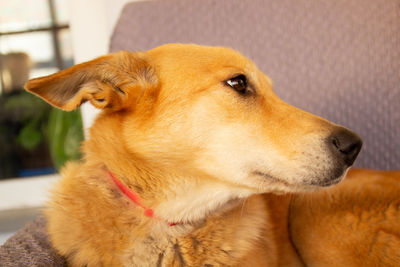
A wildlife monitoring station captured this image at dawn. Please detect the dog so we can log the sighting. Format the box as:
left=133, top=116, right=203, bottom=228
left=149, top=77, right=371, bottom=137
left=25, top=44, right=398, bottom=266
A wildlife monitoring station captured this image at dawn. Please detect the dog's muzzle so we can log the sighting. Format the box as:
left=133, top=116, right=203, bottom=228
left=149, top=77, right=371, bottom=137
left=307, top=127, right=363, bottom=187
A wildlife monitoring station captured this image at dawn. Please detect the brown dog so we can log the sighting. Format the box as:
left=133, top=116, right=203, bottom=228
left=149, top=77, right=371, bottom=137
left=25, top=44, right=398, bottom=266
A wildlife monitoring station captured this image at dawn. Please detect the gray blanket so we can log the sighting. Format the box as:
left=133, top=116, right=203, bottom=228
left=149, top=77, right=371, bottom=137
left=0, top=216, right=66, bottom=267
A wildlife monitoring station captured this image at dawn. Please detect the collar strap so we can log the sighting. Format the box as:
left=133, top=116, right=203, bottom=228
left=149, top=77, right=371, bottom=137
left=108, top=170, right=179, bottom=227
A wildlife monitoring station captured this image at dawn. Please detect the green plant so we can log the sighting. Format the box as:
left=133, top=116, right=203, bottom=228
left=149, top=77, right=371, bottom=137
left=1, top=91, right=84, bottom=172
left=48, top=108, right=83, bottom=169
left=4, top=91, right=49, bottom=150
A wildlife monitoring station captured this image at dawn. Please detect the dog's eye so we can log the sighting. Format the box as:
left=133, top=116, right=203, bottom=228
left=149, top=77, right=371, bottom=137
left=226, top=75, right=248, bottom=94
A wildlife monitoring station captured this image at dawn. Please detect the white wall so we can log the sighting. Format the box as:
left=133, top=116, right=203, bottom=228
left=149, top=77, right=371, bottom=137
left=69, top=0, right=136, bottom=61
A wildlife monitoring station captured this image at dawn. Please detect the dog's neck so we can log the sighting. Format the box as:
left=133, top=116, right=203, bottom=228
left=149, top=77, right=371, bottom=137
left=108, top=169, right=181, bottom=226
left=84, top=118, right=254, bottom=227
left=153, top=178, right=253, bottom=224
left=105, top=164, right=253, bottom=226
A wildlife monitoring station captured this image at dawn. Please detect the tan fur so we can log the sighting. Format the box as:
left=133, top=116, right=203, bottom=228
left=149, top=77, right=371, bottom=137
left=25, top=44, right=399, bottom=266
left=290, top=169, right=400, bottom=266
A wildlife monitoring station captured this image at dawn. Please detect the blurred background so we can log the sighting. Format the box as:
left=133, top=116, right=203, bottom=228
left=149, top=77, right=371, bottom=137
left=0, top=0, right=82, bottom=180
left=0, top=0, right=132, bottom=244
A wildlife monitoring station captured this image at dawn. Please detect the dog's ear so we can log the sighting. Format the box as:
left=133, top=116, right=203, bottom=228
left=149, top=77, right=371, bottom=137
left=25, top=51, right=158, bottom=111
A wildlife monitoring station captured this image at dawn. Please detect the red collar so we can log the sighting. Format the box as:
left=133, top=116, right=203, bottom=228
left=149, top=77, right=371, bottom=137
left=108, top=170, right=179, bottom=227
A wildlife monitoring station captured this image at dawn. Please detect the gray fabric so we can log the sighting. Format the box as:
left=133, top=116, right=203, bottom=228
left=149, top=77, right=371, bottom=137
left=0, top=216, right=67, bottom=267
left=111, top=0, right=400, bottom=170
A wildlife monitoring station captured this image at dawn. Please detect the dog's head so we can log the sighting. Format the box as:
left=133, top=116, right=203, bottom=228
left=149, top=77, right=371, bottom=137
left=25, top=44, right=362, bottom=194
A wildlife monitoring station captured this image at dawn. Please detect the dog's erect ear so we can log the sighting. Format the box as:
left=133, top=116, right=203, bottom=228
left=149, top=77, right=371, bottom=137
left=25, top=51, right=158, bottom=111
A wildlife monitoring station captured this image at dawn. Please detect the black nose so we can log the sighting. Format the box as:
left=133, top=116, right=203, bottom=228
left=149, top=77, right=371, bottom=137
left=329, top=128, right=363, bottom=166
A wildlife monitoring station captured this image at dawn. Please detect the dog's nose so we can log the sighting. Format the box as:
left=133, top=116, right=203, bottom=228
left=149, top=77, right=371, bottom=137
left=329, top=128, right=363, bottom=166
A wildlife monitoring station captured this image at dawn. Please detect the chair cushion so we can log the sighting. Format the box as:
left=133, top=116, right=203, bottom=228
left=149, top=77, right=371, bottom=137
left=0, top=216, right=67, bottom=267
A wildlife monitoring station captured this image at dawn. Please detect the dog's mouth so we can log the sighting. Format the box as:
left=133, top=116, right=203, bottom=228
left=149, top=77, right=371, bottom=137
left=253, top=171, right=291, bottom=186
left=253, top=166, right=348, bottom=189
left=311, top=176, right=343, bottom=187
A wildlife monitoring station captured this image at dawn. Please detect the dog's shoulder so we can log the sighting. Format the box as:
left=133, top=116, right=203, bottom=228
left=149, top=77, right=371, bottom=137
left=45, top=163, right=132, bottom=266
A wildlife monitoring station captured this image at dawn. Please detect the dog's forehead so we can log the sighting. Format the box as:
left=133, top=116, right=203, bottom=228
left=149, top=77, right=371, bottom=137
left=147, top=44, right=254, bottom=73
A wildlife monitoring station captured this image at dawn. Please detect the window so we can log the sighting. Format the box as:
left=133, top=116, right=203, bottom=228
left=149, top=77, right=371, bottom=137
left=0, top=0, right=83, bottom=179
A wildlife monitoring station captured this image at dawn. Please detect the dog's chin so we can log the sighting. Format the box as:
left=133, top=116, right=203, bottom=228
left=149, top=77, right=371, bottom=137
left=307, top=166, right=349, bottom=188
left=308, top=175, right=344, bottom=187
left=253, top=166, right=349, bottom=193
